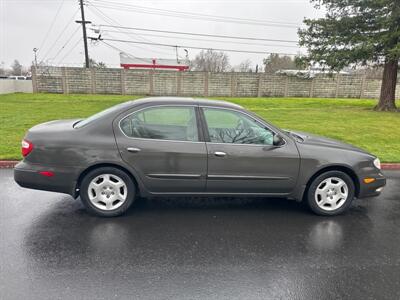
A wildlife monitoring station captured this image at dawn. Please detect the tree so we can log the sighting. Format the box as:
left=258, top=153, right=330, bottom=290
left=86, top=58, right=107, bottom=68
left=11, top=59, right=22, bottom=75
left=237, top=59, right=253, bottom=72
left=298, top=0, right=400, bottom=111
left=263, top=54, right=300, bottom=73
left=192, top=49, right=230, bottom=72
left=96, top=62, right=107, bottom=68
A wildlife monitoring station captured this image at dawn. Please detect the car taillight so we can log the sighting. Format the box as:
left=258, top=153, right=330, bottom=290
left=21, top=139, right=34, bottom=157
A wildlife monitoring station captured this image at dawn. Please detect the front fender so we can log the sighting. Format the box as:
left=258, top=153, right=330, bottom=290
left=290, top=142, right=376, bottom=201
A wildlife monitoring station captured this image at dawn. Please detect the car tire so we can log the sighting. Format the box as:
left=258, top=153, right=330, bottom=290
left=80, top=167, right=136, bottom=217
left=306, top=170, right=355, bottom=216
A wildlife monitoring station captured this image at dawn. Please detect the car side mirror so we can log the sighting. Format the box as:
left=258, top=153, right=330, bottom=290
left=273, top=134, right=285, bottom=147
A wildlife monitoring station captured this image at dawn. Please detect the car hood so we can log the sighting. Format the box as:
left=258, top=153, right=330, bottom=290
left=286, top=130, right=369, bottom=154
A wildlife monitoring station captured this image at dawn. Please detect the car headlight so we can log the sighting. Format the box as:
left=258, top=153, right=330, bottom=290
left=373, top=158, right=381, bottom=170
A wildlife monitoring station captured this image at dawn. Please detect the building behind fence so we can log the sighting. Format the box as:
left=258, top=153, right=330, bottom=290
left=32, top=66, right=397, bottom=99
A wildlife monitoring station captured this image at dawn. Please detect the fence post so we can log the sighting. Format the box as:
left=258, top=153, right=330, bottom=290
left=149, top=70, right=154, bottom=95
left=284, top=76, right=289, bottom=97
left=90, top=68, right=96, bottom=94
left=309, top=77, right=315, bottom=98
left=335, top=73, right=341, bottom=98
left=120, top=69, right=126, bottom=95
left=257, top=73, right=262, bottom=97
left=31, top=66, right=38, bottom=93
left=360, top=74, right=366, bottom=99
left=231, top=73, right=237, bottom=97
left=177, top=71, right=182, bottom=96
left=204, top=72, right=209, bottom=97
left=61, top=67, right=68, bottom=94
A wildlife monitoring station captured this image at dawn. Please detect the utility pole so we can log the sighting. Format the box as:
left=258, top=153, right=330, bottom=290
left=76, top=0, right=91, bottom=68
left=33, top=48, right=38, bottom=68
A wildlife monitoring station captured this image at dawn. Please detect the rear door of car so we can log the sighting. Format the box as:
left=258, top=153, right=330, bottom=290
left=200, top=106, right=300, bottom=195
left=114, top=104, right=207, bottom=194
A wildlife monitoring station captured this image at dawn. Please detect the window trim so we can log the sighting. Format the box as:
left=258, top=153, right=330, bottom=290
left=117, top=104, right=204, bottom=143
left=199, top=106, right=286, bottom=147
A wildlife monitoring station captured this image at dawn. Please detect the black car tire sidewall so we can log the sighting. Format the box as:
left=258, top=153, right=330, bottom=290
left=307, top=171, right=355, bottom=216
left=80, top=167, right=135, bottom=217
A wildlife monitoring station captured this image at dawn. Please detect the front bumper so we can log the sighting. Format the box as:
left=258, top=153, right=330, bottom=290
left=358, top=172, right=386, bottom=198
left=14, top=161, right=77, bottom=196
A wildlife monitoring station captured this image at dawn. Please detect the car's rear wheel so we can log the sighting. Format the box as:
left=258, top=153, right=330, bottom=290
left=307, top=170, right=355, bottom=216
left=80, top=167, right=136, bottom=217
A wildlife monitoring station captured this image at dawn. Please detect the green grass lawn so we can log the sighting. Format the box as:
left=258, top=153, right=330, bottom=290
left=0, top=93, right=399, bottom=162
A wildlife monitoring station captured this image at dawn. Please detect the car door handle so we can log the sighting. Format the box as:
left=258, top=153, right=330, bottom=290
left=127, top=147, right=141, bottom=153
left=214, top=151, right=226, bottom=157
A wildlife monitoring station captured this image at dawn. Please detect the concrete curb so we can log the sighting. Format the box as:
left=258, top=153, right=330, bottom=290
left=381, top=163, right=400, bottom=170
left=0, top=161, right=19, bottom=169
left=1, top=160, right=400, bottom=170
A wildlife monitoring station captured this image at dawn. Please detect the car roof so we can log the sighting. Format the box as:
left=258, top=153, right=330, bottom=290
left=129, top=97, right=244, bottom=110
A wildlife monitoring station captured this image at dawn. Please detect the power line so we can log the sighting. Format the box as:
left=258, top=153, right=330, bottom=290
left=94, top=37, right=299, bottom=56
left=100, top=40, right=151, bottom=64
left=88, top=5, right=175, bottom=56
left=100, top=29, right=302, bottom=49
left=51, top=26, right=80, bottom=61
left=39, top=8, right=80, bottom=62
left=58, top=38, right=82, bottom=65
left=38, top=0, right=66, bottom=54
left=96, top=25, right=298, bottom=44
left=89, top=0, right=301, bottom=28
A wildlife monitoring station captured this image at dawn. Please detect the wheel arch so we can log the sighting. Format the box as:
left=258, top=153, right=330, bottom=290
left=74, top=162, right=142, bottom=198
left=302, top=165, right=360, bottom=201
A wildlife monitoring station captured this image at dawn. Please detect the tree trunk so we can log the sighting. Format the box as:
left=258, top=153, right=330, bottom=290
left=375, top=59, right=398, bottom=111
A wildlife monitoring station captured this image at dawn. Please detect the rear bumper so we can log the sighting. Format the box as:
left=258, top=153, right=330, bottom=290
left=14, top=161, right=77, bottom=196
left=358, top=174, right=386, bottom=198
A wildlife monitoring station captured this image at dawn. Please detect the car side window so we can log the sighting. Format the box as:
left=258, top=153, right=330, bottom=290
left=120, top=106, right=199, bottom=142
left=203, top=108, right=274, bottom=145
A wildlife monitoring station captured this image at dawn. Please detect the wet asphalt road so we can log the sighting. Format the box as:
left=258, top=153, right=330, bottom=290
left=1, top=169, right=400, bottom=300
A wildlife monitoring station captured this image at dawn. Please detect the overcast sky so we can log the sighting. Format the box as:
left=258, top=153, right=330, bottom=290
left=0, top=0, right=324, bottom=70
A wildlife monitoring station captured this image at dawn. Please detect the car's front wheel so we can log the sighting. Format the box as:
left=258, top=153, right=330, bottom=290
left=307, top=170, right=355, bottom=216
left=80, top=167, right=136, bottom=217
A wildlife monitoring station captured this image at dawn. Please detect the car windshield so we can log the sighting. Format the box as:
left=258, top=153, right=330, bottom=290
left=74, top=101, right=131, bottom=128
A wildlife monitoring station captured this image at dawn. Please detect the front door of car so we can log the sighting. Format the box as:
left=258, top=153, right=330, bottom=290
left=201, top=107, right=300, bottom=195
left=114, top=105, right=207, bottom=194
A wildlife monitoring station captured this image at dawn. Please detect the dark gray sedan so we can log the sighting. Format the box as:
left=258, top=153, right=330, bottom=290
left=14, top=97, right=386, bottom=217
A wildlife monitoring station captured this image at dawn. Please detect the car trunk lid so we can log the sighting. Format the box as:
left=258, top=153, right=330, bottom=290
left=28, top=119, right=80, bottom=134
